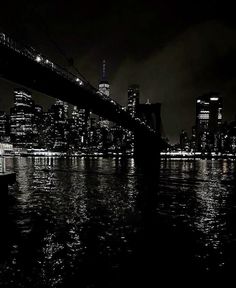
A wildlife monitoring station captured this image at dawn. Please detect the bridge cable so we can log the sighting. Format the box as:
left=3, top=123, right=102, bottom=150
left=20, top=2, right=90, bottom=83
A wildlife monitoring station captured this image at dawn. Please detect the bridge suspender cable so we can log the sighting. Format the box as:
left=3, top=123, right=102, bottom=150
left=21, top=2, right=89, bottom=84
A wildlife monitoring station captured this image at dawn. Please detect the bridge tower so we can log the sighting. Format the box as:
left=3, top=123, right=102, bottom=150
left=134, top=100, right=162, bottom=166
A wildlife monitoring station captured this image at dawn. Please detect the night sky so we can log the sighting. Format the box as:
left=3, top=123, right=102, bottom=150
left=0, top=0, right=235, bottom=142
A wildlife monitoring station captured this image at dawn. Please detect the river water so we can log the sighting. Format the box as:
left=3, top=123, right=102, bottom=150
left=0, top=157, right=236, bottom=287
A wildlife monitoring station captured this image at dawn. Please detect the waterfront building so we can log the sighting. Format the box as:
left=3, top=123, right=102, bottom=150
left=0, top=143, right=13, bottom=154
left=78, top=108, right=89, bottom=148
left=196, top=93, right=223, bottom=152
left=68, top=106, right=80, bottom=150
left=50, top=99, right=69, bottom=151
left=190, top=126, right=197, bottom=152
left=33, top=105, right=44, bottom=147
left=97, top=117, right=111, bottom=152
left=10, top=89, right=34, bottom=147
left=223, top=119, right=236, bottom=153
left=110, top=124, right=127, bottom=153
left=42, top=110, right=55, bottom=149
left=0, top=111, right=10, bottom=142
left=179, top=130, right=190, bottom=151
left=88, top=116, right=100, bottom=149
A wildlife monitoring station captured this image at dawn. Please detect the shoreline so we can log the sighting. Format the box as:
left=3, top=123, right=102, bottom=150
left=2, top=153, right=236, bottom=160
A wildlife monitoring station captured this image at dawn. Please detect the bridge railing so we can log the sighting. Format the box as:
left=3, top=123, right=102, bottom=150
left=0, top=32, right=156, bottom=134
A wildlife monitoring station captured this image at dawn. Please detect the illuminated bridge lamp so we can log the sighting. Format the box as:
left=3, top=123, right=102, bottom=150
left=36, top=55, right=42, bottom=63
left=76, top=78, right=83, bottom=86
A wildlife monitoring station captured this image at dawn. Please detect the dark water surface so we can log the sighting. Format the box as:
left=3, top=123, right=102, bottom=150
left=1, top=157, right=236, bottom=287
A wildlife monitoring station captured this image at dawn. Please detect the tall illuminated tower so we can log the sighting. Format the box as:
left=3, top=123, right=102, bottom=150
left=99, top=60, right=110, bottom=97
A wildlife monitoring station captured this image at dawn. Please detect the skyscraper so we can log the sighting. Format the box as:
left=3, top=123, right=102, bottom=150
left=50, top=99, right=68, bottom=151
left=179, top=130, right=189, bottom=151
left=196, top=92, right=223, bottom=151
left=127, top=84, right=140, bottom=117
left=98, top=60, right=112, bottom=152
left=33, top=105, right=44, bottom=147
left=42, top=110, right=55, bottom=149
left=10, top=89, right=34, bottom=147
left=78, top=108, right=89, bottom=147
left=0, top=111, right=10, bottom=142
left=67, top=106, right=80, bottom=150
left=88, top=116, right=99, bottom=149
left=99, top=60, right=110, bottom=97
left=54, top=99, right=69, bottom=119
left=190, top=126, right=197, bottom=152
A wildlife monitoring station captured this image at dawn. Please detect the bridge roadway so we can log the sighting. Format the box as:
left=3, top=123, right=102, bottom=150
left=0, top=33, right=157, bottom=136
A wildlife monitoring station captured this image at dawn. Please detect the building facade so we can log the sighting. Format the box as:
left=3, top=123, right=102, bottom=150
left=49, top=99, right=69, bottom=151
left=10, top=89, right=35, bottom=147
left=196, top=93, right=223, bottom=152
left=0, top=111, right=10, bottom=142
left=127, top=84, right=140, bottom=117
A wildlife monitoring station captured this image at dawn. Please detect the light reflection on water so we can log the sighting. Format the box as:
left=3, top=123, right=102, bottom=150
left=159, top=159, right=236, bottom=272
left=1, top=157, right=140, bottom=287
left=0, top=158, right=236, bottom=286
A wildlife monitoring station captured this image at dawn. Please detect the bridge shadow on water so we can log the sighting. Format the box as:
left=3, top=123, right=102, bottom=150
left=107, top=160, right=199, bottom=287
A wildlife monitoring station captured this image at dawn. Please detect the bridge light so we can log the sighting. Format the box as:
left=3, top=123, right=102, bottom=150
left=76, top=78, right=83, bottom=86
left=36, top=55, right=42, bottom=63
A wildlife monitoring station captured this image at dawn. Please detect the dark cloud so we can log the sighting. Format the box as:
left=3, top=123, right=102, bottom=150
left=0, top=0, right=236, bottom=142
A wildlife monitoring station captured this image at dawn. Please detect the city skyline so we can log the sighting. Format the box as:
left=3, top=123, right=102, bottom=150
left=1, top=1, right=236, bottom=142
left=2, top=83, right=236, bottom=156
left=1, top=2, right=236, bottom=285
left=1, top=82, right=236, bottom=147
left=0, top=47, right=161, bottom=155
